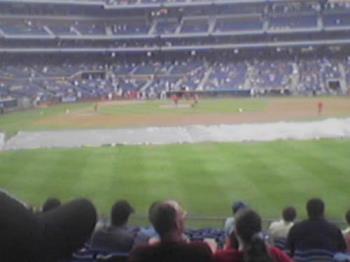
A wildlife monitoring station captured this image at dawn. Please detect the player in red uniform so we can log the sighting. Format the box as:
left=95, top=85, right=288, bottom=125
left=172, top=95, right=179, bottom=107
left=317, top=101, right=323, bottom=115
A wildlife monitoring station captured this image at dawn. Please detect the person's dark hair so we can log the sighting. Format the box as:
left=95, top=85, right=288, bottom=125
left=111, top=200, right=134, bottom=227
left=42, top=198, right=61, bottom=212
left=228, top=231, right=239, bottom=249
left=345, top=210, right=350, bottom=225
left=148, top=201, right=161, bottom=225
left=282, top=206, right=297, bottom=222
left=235, top=209, right=273, bottom=262
left=152, top=203, right=177, bottom=238
left=306, top=198, right=324, bottom=219
left=232, top=201, right=248, bottom=215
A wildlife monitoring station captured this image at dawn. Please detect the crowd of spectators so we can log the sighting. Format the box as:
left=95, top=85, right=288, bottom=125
left=0, top=3, right=349, bottom=39
left=1, top=190, right=350, bottom=262
left=1, top=55, right=349, bottom=104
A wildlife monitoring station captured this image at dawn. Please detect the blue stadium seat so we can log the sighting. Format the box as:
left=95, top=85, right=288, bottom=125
left=293, top=249, right=335, bottom=262
left=96, top=252, right=128, bottom=262
left=273, top=237, right=288, bottom=252
left=334, top=253, right=350, bottom=262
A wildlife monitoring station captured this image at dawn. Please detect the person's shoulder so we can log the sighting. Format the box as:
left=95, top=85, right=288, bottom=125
left=181, top=241, right=214, bottom=261
left=343, top=227, right=350, bottom=235
left=325, top=219, right=341, bottom=229
left=129, top=244, right=157, bottom=262
left=188, top=241, right=212, bottom=250
left=317, top=219, right=343, bottom=234
left=269, top=246, right=293, bottom=262
left=269, top=219, right=284, bottom=229
left=111, top=225, right=136, bottom=236
left=290, top=219, right=308, bottom=230
left=225, top=217, right=234, bottom=224
left=91, top=227, right=110, bottom=239
left=214, top=249, right=242, bottom=262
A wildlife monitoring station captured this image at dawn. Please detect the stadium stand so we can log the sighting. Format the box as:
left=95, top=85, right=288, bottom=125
left=287, top=198, right=347, bottom=261
left=0, top=191, right=96, bottom=262
left=0, top=0, right=350, bottom=110
left=91, top=200, right=137, bottom=253
left=0, top=53, right=350, bottom=105
left=268, top=206, right=297, bottom=252
left=343, top=210, right=350, bottom=253
left=1, top=0, right=350, bottom=260
left=1, top=190, right=350, bottom=262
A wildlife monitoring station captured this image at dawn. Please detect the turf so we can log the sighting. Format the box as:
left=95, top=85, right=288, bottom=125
left=2, top=97, right=350, bottom=139
left=0, top=99, right=266, bottom=137
left=0, top=139, right=349, bottom=226
left=100, top=99, right=265, bottom=115
left=0, top=103, right=93, bottom=137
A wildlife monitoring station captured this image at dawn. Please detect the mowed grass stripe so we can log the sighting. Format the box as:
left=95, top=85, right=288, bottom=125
left=162, top=144, right=230, bottom=216
left=68, top=149, right=115, bottom=207
left=245, top=142, right=324, bottom=217
left=110, top=146, right=175, bottom=214
left=259, top=140, right=350, bottom=219
left=0, top=140, right=349, bottom=221
left=285, top=141, right=350, bottom=219
left=234, top=144, right=289, bottom=217
left=100, top=99, right=266, bottom=116
left=0, top=103, right=93, bottom=137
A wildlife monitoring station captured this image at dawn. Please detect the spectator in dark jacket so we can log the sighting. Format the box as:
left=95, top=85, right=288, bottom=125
left=91, top=200, right=137, bottom=253
left=287, top=198, right=346, bottom=256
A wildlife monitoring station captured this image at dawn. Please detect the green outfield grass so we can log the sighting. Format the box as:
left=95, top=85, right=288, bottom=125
left=0, top=99, right=267, bottom=137
left=100, top=99, right=265, bottom=115
left=1, top=97, right=350, bottom=138
left=0, top=139, right=349, bottom=225
left=0, top=103, right=94, bottom=137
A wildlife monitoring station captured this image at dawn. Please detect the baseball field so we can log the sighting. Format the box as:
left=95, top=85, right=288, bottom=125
left=0, top=97, right=350, bottom=226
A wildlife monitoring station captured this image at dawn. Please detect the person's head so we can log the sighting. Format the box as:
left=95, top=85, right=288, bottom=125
left=42, top=197, right=61, bottom=212
left=282, top=206, right=297, bottom=223
left=111, top=200, right=134, bottom=227
left=232, top=201, right=248, bottom=215
left=235, top=209, right=273, bottom=262
left=165, top=200, right=187, bottom=233
left=235, top=209, right=262, bottom=245
left=148, top=201, right=161, bottom=225
left=306, top=198, right=324, bottom=219
left=151, top=200, right=186, bottom=240
left=345, top=210, right=350, bottom=226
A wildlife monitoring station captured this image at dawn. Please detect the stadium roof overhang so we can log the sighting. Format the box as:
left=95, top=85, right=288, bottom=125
left=0, top=0, right=321, bottom=10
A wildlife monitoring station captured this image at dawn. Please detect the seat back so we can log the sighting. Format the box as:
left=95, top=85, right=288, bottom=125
left=294, top=249, right=335, bottom=262
left=274, top=237, right=287, bottom=250
left=96, top=252, right=128, bottom=262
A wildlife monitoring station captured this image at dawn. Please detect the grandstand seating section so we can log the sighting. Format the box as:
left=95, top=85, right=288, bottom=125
left=0, top=55, right=349, bottom=102
left=67, top=226, right=350, bottom=262
left=0, top=1, right=349, bottom=38
left=1, top=1, right=350, bottom=260
left=0, top=0, right=349, bottom=104
left=0, top=12, right=348, bottom=37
